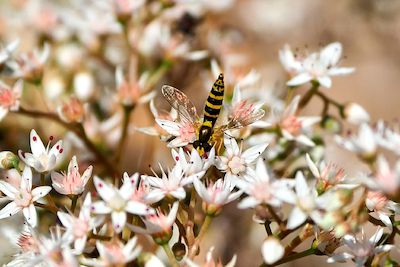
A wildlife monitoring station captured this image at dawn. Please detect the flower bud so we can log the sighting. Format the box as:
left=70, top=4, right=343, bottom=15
left=202, top=202, right=222, bottom=216
left=262, top=237, right=284, bottom=264
left=0, top=151, right=19, bottom=169
left=321, top=116, right=341, bottom=134
left=57, top=96, right=85, bottom=123
left=343, top=102, right=370, bottom=125
left=74, top=71, right=95, bottom=101
left=172, top=241, right=186, bottom=261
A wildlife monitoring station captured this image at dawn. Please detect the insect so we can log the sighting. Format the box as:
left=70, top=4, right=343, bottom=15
left=161, top=73, right=265, bottom=156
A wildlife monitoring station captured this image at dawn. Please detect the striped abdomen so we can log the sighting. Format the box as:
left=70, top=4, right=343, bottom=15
left=202, top=73, right=224, bottom=129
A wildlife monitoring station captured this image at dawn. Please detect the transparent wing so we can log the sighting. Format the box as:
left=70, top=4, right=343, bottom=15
left=161, top=85, right=199, bottom=123
left=221, top=109, right=265, bottom=131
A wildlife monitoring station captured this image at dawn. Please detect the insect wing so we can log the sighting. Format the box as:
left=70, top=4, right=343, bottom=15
left=223, top=108, right=265, bottom=130
left=161, top=85, right=199, bottom=123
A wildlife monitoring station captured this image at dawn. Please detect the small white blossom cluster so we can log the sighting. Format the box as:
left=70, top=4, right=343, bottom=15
left=0, top=1, right=398, bottom=267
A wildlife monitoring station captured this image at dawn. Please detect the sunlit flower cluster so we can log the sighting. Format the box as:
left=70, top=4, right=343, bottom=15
left=0, top=1, right=398, bottom=267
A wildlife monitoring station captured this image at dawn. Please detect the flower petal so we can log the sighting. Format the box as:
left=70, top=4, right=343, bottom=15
left=93, top=176, right=115, bottom=202
left=112, top=211, right=127, bottom=233
left=0, top=201, right=21, bottom=219
left=287, top=206, right=307, bottom=229
left=32, top=186, right=52, bottom=201
left=29, top=129, right=46, bottom=158
left=23, top=204, right=37, bottom=227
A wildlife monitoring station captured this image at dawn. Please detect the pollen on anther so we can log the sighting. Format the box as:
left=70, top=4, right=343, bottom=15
left=49, top=135, right=54, bottom=141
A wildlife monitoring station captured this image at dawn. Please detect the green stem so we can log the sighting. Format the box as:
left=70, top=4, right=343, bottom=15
left=315, top=91, right=344, bottom=116
left=40, top=173, right=45, bottom=186
left=260, top=248, right=316, bottom=267
left=88, top=232, right=112, bottom=241
left=162, top=243, right=179, bottom=267
left=115, top=105, right=134, bottom=166
left=188, top=215, right=213, bottom=259
left=264, top=221, right=272, bottom=235
left=70, top=195, right=78, bottom=214
left=298, top=82, right=319, bottom=109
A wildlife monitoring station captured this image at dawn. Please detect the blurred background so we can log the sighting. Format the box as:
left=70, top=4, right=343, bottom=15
left=0, top=0, right=400, bottom=266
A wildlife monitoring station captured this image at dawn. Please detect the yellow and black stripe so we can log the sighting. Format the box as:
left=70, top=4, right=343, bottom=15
left=202, top=73, right=224, bottom=128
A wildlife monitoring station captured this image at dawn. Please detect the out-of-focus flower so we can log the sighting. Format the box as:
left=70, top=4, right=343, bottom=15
left=57, top=96, right=86, bottom=123
left=57, top=194, right=102, bottom=254
left=193, top=178, right=242, bottom=215
left=261, top=237, right=284, bottom=264
left=366, top=191, right=400, bottom=230
left=73, top=71, right=95, bottom=101
left=81, top=237, right=141, bottom=266
left=18, top=129, right=64, bottom=173
left=276, top=171, right=322, bottom=229
left=7, top=226, right=78, bottom=266
left=216, top=135, right=268, bottom=184
left=171, top=147, right=214, bottom=177
left=0, top=166, right=51, bottom=227
left=0, top=39, right=19, bottom=66
left=335, top=123, right=378, bottom=160
left=186, top=246, right=237, bottom=267
left=0, top=80, right=23, bottom=121
left=373, top=156, right=400, bottom=195
left=343, top=102, right=370, bottom=125
left=284, top=42, right=354, bottom=88
left=51, top=155, right=93, bottom=195
left=236, top=158, right=293, bottom=209
left=327, top=227, right=393, bottom=266
left=91, top=175, right=154, bottom=233
left=376, top=120, right=400, bottom=156
left=115, top=59, right=155, bottom=107
left=112, top=0, right=146, bottom=18
left=8, top=44, right=50, bottom=83
left=268, top=95, right=320, bottom=146
left=128, top=202, right=179, bottom=244
left=0, top=151, right=19, bottom=170
left=143, top=162, right=200, bottom=202
left=279, top=44, right=303, bottom=76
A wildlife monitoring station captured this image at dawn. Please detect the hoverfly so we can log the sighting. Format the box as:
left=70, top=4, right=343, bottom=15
left=161, top=73, right=265, bottom=156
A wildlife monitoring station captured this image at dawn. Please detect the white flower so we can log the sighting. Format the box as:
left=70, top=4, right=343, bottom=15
left=115, top=57, right=155, bottom=107
left=143, top=163, right=198, bottom=202
left=81, top=237, right=141, bottom=266
left=91, top=175, right=154, bottom=233
left=335, top=123, right=378, bottom=159
left=51, top=155, right=93, bottom=195
left=8, top=43, right=50, bottom=82
left=57, top=194, right=102, bottom=254
left=0, top=80, right=23, bottom=121
left=327, top=227, right=393, bottom=266
left=128, top=202, right=179, bottom=236
left=127, top=173, right=161, bottom=205
left=0, top=166, right=51, bottom=227
left=273, top=95, right=320, bottom=146
left=286, top=42, right=354, bottom=88
left=376, top=120, right=400, bottom=156
left=193, top=178, right=242, bottom=215
left=343, top=102, right=370, bottom=125
left=276, top=171, right=322, bottom=229
left=236, top=158, right=293, bottom=209
left=279, top=44, right=303, bottom=76
left=262, top=237, right=284, bottom=264
left=366, top=191, right=400, bottom=231
left=216, top=135, right=268, bottom=184
left=156, top=117, right=198, bottom=147
left=172, top=147, right=214, bottom=177
left=186, top=246, right=237, bottom=267
left=19, top=129, right=64, bottom=173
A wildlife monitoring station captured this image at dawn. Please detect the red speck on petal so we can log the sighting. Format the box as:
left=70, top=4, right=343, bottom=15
left=56, top=145, right=60, bottom=150
left=59, top=149, right=63, bottom=153
left=32, top=136, right=37, bottom=141
left=98, top=183, right=103, bottom=188
left=131, top=179, right=135, bottom=184
left=116, top=224, right=120, bottom=228
left=91, top=206, right=95, bottom=211
left=175, top=156, right=179, bottom=161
